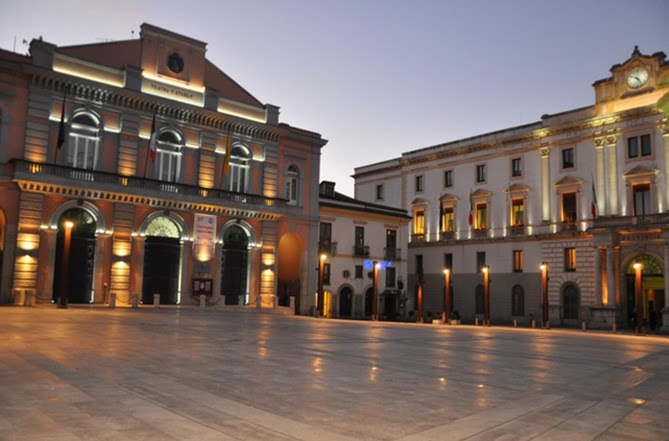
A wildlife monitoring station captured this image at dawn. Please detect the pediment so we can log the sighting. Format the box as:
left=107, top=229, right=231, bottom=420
left=554, top=176, right=583, bottom=187
left=409, top=197, right=428, bottom=206
left=624, top=165, right=659, bottom=177
left=471, top=189, right=491, bottom=198
left=439, top=193, right=459, bottom=202
left=506, top=184, right=530, bottom=193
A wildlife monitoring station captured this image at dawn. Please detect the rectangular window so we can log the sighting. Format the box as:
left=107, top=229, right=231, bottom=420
left=444, top=170, right=453, bottom=188
left=323, top=263, right=331, bottom=285
left=628, top=134, right=652, bottom=158
left=354, top=226, right=366, bottom=257
left=511, top=198, right=524, bottom=226
left=444, top=253, right=453, bottom=270
left=476, top=252, right=486, bottom=273
left=476, top=203, right=488, bottom=229
left=511, top=158, right=522, bottom=177
left=476, top=164, right=486, bottom=183
left=442, top=206, right=454, bottom=232
left=415, top=175, right=424, bottom=192
left=385, top=229, right=398, bottom=260
left=564, top=247, right=576, bottom=272
left=633, top=184, right=651, bottom=216
left=513, top=250, right=523, bottom=272
left=319, top=222, right=332, bottom=254
left=355, top=265, right=363, bottom=279
left=562, top=193, right=577, bottom=224
left=385, top=266, right=396, bottom=288
left=416, top=255, right=424, bottom=280
left=376, top=184, right=384, bottom=200
left=414, top=210, right=425, bottom=237
left=562, top=148, right=574, bottom=169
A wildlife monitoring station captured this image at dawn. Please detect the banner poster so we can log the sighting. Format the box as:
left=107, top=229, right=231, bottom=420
left=193, top=214, right=217, bottom=262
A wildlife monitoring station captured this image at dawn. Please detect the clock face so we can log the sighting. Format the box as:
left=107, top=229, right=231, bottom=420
left=627, top=67, right=649, bottom=89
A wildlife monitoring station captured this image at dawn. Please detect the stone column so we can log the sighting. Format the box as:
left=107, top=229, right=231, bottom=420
left=594, top=246, right=603, bottom=306
left=594, top=137, right=606, bottom=215
left=540, top=147, right=550, bottom=223
left=605, top=135, right=619, bottom=215
left=606, top=246, right=616, bottom=307
left=663, top=126, right=669, bottom=211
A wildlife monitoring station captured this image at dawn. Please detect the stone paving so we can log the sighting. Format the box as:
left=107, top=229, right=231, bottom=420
left=0, top=306, right=668, bottom=441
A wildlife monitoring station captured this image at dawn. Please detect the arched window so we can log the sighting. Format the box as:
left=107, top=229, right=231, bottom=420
left=563, top=283, right=580, bottom=320
left=285, top=165, right=299, bottom=204
left=155, top=131, right=183, bottom=182
left=67, top=113, right=100, bottom=169
left=475, top=284, right=484, bottom=314
left=228, top=145, right=250, bottom=193
left=511, top=285, right=524, bottom=316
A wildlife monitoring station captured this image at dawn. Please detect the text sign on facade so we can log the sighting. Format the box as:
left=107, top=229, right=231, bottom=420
left=193, top=214, right=216, bottom=262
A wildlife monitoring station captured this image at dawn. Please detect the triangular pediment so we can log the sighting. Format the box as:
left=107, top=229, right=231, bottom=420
left=624, top=165, right=659, bottom=177
left=506, top=184, right=530, bottom=193
left=409, top=197, right=428, bottom=206
left=554, top=176, right=582, bottom=187
left=439, top=193, right=459, bottom=202
left=471, top=189, right=491, bottom=198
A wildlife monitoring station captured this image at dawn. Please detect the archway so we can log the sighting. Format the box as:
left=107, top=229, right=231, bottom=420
left=221, top=225, right=249, bottom=305
left=142, top=216, right=181, bottom=305
left=278, top=233, right=302, bottom=309
left=339, top=286, right=353, bottom=317
left=625, top=255, right=664, bottom=331
left=52, top=208, right=96, bottom=304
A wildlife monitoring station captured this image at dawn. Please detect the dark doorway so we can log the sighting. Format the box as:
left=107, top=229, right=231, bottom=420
left=364, top=287, right=373, bottom=318
left=142, top=236, right=180, bottom=304
left=625, top=255, right=665, bottom=330
left=221, top=225, right=248, bottom=305
left=52, top=209, right=96, bottom=304
left=339, top=287, right=353, bottom=317
left=383, top=292, right=397, bottom=320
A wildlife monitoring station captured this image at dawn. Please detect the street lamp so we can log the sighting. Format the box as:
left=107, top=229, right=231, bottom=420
left=633, top=262, right=644, bottom=335
left=372, top=261, right=380, bottom=321
left=443, top=268, right=451, bottom=324
left=317, top=253, right=326, bottom=317
left=59, top=220, right=74, bottom=308
left=540, top=262, right=549, bottom=328
left=482, top=265, right=490, bottom=326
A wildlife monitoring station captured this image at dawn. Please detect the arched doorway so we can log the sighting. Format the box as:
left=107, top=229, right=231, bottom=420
left=278, top=233, right=302, bottom=309
left=52, top=208, right=96, bottom=304
left=142, top=216, right=181, bottom=305
left=562, top=283, right=580, bottom=324
left=339, top=286, right=353, bottom=317
left=221, top=225, right=249, bottom=305
left=625, top=255, right=665, bottom=331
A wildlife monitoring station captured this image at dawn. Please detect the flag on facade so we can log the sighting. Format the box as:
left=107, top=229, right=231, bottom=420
left=222, top=128, right=232, bottom=179
left=591, top=177, right=598, bottom=219
left=468, top=190, right=474, bottom=226
left=56, top=91, right=67, bottom=149
left=148, top=111, right=157, bottom=163
left=439, top=198, right=444, bottom=232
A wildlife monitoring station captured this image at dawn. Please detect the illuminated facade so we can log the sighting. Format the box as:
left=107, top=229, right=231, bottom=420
left=317, top=181, right=410, bottom=319
left=354, top=47, right=669, bottom=332
left=0, top=24, right=326, bottom=312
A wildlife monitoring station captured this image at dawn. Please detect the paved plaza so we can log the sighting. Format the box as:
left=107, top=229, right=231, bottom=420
left=0, top=306, right=668, bottom=441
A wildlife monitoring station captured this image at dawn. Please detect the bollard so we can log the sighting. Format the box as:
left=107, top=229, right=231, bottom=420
left=238, top=296, right=244, bottom=306
left=475, top=318, right=479, bottom=326
left=273, top=295, right=278, bottom=309
left=582, top=321, right=587, bottom=331
left=612, top=322, right=617, bottom=333
left=289, top=296, right=295, bottom=310
left=24, top=290, right=33, bottom=307
left=257, top=296, right=262, bottom=309
left=109, top=293, right=116, bottom=309
left=131, top=294, right=139, bottom=309
left=222, top=295, right=226, bottom=305
left=513, top=319, right=517, bottom=328
left=199, top=294, right=206, bottom=308
left=153, top=293, right=160, bottom=308
left=532, top=320, right=536, bottom=328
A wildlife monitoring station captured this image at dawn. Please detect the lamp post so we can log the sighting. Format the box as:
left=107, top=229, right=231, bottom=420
left=317, top=253, right=326, bottom=317
left=59, top=220, right=74, bottom=308
left=634, top=262, right=644, bottom=335
left=482, top=265, right=490, bottom=326
left=540, top=262, right=549, bottom=328
left=417, top=270, right=424, bottom=323
left=372, top=261, right=379, bottom=321
left=443, top=268, right=451, bottom=324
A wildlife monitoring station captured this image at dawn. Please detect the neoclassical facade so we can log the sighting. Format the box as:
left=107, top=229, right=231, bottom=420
left=353, top=47, right=669, bottom=332
left=0, top=24, right=327, bottom=313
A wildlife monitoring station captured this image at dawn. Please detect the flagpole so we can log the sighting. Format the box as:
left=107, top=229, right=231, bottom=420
left=220, top=127, right=232, bottom=189
left=54, top=89, right=67, bottom=164
left=143, top=110, right=157, bottom=179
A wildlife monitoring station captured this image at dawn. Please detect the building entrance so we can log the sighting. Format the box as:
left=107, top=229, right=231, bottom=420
left=221, top=225, right=248, bottom=305
left=625, top=255, right=665, bottom=331
left=142, top=236, right=180, bottom=304
left=52, top=208, right=96, bottom=304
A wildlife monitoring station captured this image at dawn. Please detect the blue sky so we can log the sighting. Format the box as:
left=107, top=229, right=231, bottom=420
left=1, top=0, right=668, bottom=196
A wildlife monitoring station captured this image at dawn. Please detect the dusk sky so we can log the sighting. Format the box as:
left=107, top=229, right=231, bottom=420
left=1, top=1, right=668, bottom=196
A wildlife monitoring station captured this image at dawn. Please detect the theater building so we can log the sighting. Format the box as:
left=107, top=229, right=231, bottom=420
left=353, top=47, right=669, bottom=332
left=0, top=24, right=327, bottom=312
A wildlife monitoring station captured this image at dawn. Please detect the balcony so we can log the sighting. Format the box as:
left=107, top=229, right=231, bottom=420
left=353, top=245, right=370, bottom=258
left=384, top=248, right=402, bottom=261
left=440, top=231, right=455, bottom=241
left=11, top=159, right=287, bottom=211
left=592, top=213, right=669, bottom=229
left=411, top=233, right=426, bottom=243
left=473, top=228, right=488, bottom=239
left=319, top=241, right=337, bottom=256
left=560, top=221, right=578, bottom=232
left=509, top=225, right=525, bottom=237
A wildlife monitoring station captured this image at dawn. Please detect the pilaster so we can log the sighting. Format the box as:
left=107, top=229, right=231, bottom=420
left=540, top=147, right=550, bottom=222
left=605, top=135, right=619, bottom=215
